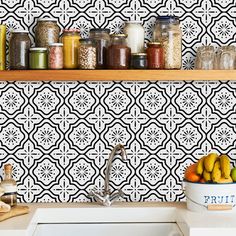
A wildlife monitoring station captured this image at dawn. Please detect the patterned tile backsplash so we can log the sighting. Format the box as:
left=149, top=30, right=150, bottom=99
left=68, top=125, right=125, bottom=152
left=1, top=1, right=236, bottom=202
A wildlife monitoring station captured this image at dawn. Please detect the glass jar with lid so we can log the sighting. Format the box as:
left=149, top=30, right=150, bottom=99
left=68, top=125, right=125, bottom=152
left=78, top=39, right=96, bottom=69
left=62, top=29, right=80, bottom=69
left=35, top=18, right=60, bottom=47
left=131, top=53, right=147, bottom=69
left=9, top=30, right=31, bottom=70
left=29, top=47, right=47, bottom=69
left=153, top=16, right=182, bottom=69
left=107, top=34, right=131, bottom=69
left=124, top=21, right=144, bottom=53
left=147, top=42, right=164, bottom=69
left=48, top=43, right=63, bottom=69
left=89, top=28, right=110, bottom=69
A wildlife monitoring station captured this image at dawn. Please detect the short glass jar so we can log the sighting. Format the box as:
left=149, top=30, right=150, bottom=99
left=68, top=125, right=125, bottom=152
left=35, top=18, right=60, bottom=47
left=62, top=29, right=80, bottom=69
left=107, top=34, right=131, bottom=69
left=146, top=42, right=164, bottom=69
left=29, top=47, right=47, bottom=69
left=89, top=28, right=110, bottom=69
left=9, top=30, right=31, bottom=70
left=131, top=53, right=147, bottom=69
left=124, top=21, right=144, bottom=53
left=153, top=16, right=182, bottom=69
left=48, top=43, right=63, bottom=69
left=78, top=39, right=97, bottom=69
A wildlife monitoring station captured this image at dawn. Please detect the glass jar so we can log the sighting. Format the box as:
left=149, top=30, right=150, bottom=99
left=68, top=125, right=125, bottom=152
left=153, top=16, right=182, bottom=69
left=107, top=34, right=131, bottom=69
left=78, top=39, right=96, bottom=70
left=131, top=53, right=147, bottom=69
left=0, top=25, right=6, bottom=70
left=35, top=18, right=60, bottom=47
left=195, top=46, right=215, bottom=70
left=124, top=21, right=144, bottom=53
left=9, top=30, right=31, bottom=70
left=29, top=47, right=47, bottom=69
left=89, top=28, right=110, bottom=69
left=147, top=42, right=164, bottom=69
left=48, top=43, right=63, bottom=69
left=62, top=29, right=80, bottom=69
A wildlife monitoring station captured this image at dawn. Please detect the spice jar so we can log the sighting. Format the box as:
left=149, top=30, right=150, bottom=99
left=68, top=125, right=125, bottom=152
left=35, top=18, right=60, bottom=47
left=29, top=47, right=47, bottom=69
left=124, top=21, right=144, bottom=53
left=147, top=42, right=164, bottom=69
left=9, top=30, right=31, bottom=70
left=48, top=43, right=63, bottom=69
left=62, top=29, right=80, bottom=69
left=131, top=53, right=147, bottom=69
left=107, top=34, right=131, bottom=69
left=153, top=16, right=182, bottom=69
left=78, top=39, right=96, bottom=69
left=89, top=28, right=110, bottom=69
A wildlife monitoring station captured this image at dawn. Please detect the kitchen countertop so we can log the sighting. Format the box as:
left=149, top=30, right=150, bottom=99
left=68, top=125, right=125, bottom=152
left=0, top=202, right=236, bottom=236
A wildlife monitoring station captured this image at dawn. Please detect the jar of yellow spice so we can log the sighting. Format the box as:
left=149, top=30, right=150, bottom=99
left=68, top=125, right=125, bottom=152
left=62, top=29, right=80, bottom=69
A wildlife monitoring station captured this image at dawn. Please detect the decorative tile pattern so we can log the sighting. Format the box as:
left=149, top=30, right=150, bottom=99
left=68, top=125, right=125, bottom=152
left=0, top=1, right=236, bottom=203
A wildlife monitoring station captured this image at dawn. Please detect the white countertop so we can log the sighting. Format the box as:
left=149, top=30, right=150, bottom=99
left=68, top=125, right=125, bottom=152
left=1, top=202, right=236, bottom=236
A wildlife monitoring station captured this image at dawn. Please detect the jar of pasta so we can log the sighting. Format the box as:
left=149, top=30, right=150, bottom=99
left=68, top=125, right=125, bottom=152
left=35, top=18, right=60, bottom=47
left=153, top=16, right=182, bottom=69
left=62, top=29, right=80, bottom=69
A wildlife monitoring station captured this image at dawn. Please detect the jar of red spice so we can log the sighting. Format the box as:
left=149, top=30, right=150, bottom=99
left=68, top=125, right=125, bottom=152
left=147, top=42, right=164, bottom=69
left=48, top=43, right=63, bottom=69
left=107, top=34, right=131, bottom=69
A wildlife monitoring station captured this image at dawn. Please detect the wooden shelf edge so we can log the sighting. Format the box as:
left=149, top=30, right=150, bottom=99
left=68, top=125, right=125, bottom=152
left=0, top=70, right=235, bottom=81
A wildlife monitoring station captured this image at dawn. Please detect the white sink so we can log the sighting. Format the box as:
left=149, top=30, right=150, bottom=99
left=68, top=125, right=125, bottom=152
left=33, top=223, right=183, bottom=236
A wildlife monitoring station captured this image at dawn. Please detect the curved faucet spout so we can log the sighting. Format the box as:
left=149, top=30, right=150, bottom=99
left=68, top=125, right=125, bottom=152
left=104, top=144, right=127, bottom=194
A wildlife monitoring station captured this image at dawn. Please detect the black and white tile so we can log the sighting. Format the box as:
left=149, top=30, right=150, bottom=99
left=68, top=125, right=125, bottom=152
left=0, top=1, right=236, bottom=203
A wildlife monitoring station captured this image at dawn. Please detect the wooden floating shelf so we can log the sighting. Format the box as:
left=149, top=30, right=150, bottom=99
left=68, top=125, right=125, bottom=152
left=0, top=70, right=235, bottom=81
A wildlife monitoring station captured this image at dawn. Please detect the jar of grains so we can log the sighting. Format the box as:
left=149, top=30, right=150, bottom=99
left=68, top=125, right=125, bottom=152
left=131, top=53, right=147, bottom=69
left=9, top=30, right=31, bottom=70
left=89, top=28, right=110, bottom=69
left=146, top=42, right=164, bottom=69
left=78, top=39, right=96, bottom=69
left=124, top=21, right=144, bottom=53
left=48, top=43, right=63, bottom=69
left=29, top=47, right=47, bottom=69
left=62, top=29, right=80, bottom=69
left=153, top=16, right=182, bottom=69
left=107, top=34, right=131, bottom=69
left=35, top=18, right=60, bottom=47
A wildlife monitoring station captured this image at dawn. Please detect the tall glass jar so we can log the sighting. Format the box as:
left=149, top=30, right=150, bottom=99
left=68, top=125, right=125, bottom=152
left=124, top=21, right=144, bottom=53
left=35, top=18, right=60, bottom=47
left=89, top=28, right=110, bottom=69
left=153, top=16, right=182, bottom=69
left=78, top=39, right=96, bottom=69
left=62, top=29, right=80, bottom=69
left=107, top=34, right=131, bottom=69
left=9, top=30, right=31, bottom=70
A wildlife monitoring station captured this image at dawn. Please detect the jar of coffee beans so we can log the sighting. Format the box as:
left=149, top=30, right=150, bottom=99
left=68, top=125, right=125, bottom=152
left=107, top=34, right=131, bottom=69
left=78, top=39, right=96, bottom=69
left=9, top=30, right=31, bottom=70
left=35, top=18, right=60, bottom=47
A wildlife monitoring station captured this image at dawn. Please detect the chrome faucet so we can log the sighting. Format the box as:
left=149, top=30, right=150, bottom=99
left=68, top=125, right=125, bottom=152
left=89, top=144, right=127, bottom=206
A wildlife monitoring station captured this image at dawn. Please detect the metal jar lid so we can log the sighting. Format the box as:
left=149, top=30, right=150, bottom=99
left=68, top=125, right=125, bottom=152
left=49, top=43, right=63, bottom=47
left=147, top=41, right=162, bottom=46
left=132, top=53, right=147, bottom=57
left=30, top=47, right=47, bottom=51
left=110, top=33, right=128, bottom=38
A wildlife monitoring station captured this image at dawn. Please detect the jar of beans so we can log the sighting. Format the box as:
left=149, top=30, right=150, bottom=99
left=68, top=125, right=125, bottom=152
left=89, top=28, right=110, bottom=69
left=9, top=30, right=31, bottom=70
left=48, top=43, right=63, bottom=69
left=107, top=34, right=131, bottom=69
left=62, top=29, right=80, bottom=69
left=147, top=42, right=164, bottom=69
left=35, top=18, right=60, bottom=47
left=78, top=39, right=96, bottom=69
